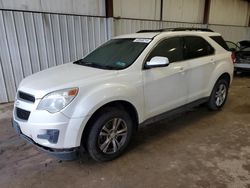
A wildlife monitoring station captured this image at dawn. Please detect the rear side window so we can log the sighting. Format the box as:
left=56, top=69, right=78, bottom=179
left=146, top=37, right=184, bottom=63
left=210, top=36, right=229, bottom=50
left=184, top=36, right=214, bottom=60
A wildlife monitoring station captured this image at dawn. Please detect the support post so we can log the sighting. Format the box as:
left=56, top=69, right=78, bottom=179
left=203, top=0, right=211, bottom=24
left=105, top=0, right=113, bottom=18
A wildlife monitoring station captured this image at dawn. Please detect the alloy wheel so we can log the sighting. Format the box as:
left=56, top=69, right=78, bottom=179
left=98, top=118, right=128, bottom=154
left=215, top=83, right=227, bottom=106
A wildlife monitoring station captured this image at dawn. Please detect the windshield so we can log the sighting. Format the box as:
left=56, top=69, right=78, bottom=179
left=74, top=38, right=151, bottom=70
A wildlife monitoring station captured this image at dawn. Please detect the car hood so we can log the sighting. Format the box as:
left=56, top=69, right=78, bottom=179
left=18, top=62, right=116, bottom=98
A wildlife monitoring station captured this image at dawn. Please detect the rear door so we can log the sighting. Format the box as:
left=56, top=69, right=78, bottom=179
left=183, top=36, right=215, bottom=102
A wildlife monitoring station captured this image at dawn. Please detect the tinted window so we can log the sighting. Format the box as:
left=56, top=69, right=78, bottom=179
left=184, top=36, right=214, bottom=59
left=210, top=36, right=229, bottom=50
left=147, top=37, right=184, bottom=63
left=75, top=39, right=149, bottom=70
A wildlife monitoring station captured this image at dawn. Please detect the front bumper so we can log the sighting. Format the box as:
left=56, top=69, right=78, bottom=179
left=12, top=119, right=80, bottom=160
left=12, top=93, right=90, bottom=160
left=13, top=96, right=88, bottom=148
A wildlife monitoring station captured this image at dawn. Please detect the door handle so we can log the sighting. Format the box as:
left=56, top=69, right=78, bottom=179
left=175, top=66, right=185, bottom=73
left=178, top=67, right=185, bottom=74
left=179, top=67, right=184, bottom=71
left=210, top=59, right=215, bottom=64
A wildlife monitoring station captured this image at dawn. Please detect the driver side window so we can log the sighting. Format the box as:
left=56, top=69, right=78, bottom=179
left=146, top=37, right=184, bottom=63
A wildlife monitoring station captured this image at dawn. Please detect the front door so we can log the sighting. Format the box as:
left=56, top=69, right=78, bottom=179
left=143, top=37, right=188, bottom=119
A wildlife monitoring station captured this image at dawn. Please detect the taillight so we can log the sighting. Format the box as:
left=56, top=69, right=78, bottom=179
left=231, top=52, right=236, bottom=63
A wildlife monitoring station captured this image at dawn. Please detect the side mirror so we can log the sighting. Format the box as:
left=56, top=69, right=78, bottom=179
left=145, top=56, right=169, bottom=69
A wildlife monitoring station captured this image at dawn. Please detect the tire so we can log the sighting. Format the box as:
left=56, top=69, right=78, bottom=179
left=207, top=79, right=229, bottom=111
left=86, top=107, right=134, bottom=162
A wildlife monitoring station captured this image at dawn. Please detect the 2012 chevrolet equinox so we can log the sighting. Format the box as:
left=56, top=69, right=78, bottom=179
left=13, top=28, right=234, bottom=161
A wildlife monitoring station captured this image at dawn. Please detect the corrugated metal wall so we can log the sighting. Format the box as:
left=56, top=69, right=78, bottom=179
left=113, top=0, right=161, bottom=20
left=161, top=21, right=206, bottom=29
left=0, top=0, right=250, bottom=103
left=162, top=0, right=205, bottom=23
left=114, top=19, right=162, bottom=35
left=0, top=10, right=109, bottom=103
left=208, top=25, right=250, bottom=43
left=207, top=0, right=250, bottom=43
left=114, top=18, right=206, bottom=35
left=113, top=0, right=206, bottom=23
left=0, top=0, right=106, bottom=17
left=209, top=0, right=249, bottom=26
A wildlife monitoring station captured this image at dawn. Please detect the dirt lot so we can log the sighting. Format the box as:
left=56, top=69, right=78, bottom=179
left=0, top=75, right=250, bottom=188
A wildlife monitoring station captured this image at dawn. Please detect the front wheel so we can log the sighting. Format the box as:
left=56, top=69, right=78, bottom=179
left=207, top=79, right=229, bottom=110
left=86, top=107, right=134, bottom=162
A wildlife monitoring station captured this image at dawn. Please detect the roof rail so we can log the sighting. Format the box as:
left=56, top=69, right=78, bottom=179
left=137, top=27, right=214, bottom=33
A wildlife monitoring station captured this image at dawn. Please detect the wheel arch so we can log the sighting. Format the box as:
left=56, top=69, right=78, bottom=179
left=218, top=72, right=231, bottom=85
left=207, top=72, right=231, bottom=110
left=208, top=72, right=231, bottom=97
left=80, top=100, right=139, bottom=148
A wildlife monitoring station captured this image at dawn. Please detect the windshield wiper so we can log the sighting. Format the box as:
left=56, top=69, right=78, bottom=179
left=73, top=59, right=84, bottom=65
left=74, top=59, right=100, bottom=68
left=99, top=65, right=120, bottom=70
left=74, top=59, right=119, bottom=70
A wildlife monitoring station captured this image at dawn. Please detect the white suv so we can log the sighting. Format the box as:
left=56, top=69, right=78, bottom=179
left=13, top=28, right=234, bottom=161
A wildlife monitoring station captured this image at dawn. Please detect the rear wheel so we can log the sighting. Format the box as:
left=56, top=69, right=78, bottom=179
left=207, top=79, right=229, bottom=110
left=86, top=107, right=134, bottom=162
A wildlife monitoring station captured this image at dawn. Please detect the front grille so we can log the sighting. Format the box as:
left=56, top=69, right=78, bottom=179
left=16, top=107, right=30, bottom=121
left=18, top=91, right=35, bottom=103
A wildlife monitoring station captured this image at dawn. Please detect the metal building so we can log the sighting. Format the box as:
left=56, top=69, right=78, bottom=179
left=0, top=0, right=249, bottom=103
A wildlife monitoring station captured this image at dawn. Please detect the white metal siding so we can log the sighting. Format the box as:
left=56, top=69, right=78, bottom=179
left=161, top=21, right=206, bottom=29
left=0, top=0, right=105, bottom=17
left=114, top=18, right=206, bottom=35
left=0, top=9, right=250, bottom=103
left=209, top=25, right=250, bottom=43
left=114, top=19, right=162, bottom=35
left=209, top=0, right=249, bottom=26
left=113, top=0, right=161, bottom=20
left=162, top=0, right=205, bottom=23
left=0, top=10, right=109, bottom=103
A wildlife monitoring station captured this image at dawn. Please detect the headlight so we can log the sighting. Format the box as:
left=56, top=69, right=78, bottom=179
left=37, top=88, right=78, bottom=113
